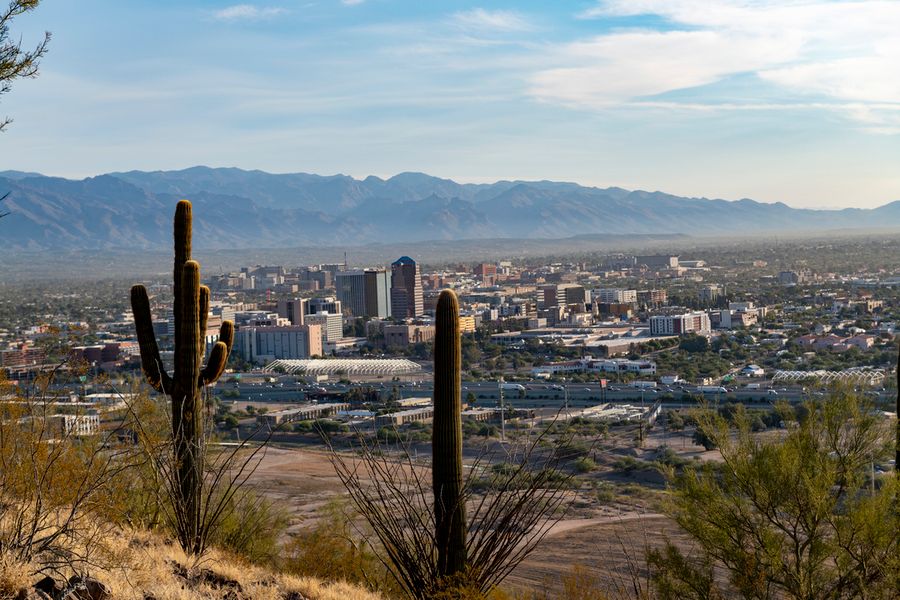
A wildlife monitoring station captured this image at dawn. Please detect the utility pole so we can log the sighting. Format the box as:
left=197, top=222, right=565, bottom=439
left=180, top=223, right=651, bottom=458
left=499, top=377, right=505, bottom=442
left=639, top=388, right=645, bottom=447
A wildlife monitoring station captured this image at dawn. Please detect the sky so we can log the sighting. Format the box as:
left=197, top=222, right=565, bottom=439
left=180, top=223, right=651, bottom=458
left=1, top=0, right=899, bottom=209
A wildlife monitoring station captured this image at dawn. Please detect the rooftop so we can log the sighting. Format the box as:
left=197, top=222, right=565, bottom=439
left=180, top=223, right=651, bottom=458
left=264, top=358, right=423, bottom=376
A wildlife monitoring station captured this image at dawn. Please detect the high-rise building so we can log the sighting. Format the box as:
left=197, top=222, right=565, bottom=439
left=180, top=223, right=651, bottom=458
left=390, top=256, right=423, bottom=319
left=538, top=284, right=587, bottom=309
left=336, top=269, right=391, bottom=318
left=473, top=263, right=498, bottom=286
left=294, top=296, right=344, bottom=343
left=336, top=271, right=366, bottom=317
left=306, top=297, right=342, bottom=316
left=699, top=284, right=725, bottom=304
left=305, top=313, right=343, bottom=343
left=277, top=298, right=308, bottom=325
left=364, top=270, right=392, bottom=318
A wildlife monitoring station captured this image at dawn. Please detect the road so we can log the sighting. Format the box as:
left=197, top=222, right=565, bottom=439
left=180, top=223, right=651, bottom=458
left=216, top=378, right=891, bottom=408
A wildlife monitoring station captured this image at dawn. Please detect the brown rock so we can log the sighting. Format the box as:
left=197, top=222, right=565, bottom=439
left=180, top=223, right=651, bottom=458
left=15, top=590, right=52, bottom=600
left=66, top=576, right=111, bottom=600
left=34, top=576, right=64, bottom=596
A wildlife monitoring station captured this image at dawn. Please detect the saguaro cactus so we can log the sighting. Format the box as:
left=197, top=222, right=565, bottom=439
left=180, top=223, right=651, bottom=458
left=432, top=289, right=467, bottom=579
left=130, top=200, right=234, bottom=554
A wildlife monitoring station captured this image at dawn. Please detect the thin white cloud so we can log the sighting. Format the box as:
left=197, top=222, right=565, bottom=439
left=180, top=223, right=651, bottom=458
left=531, top=29, right=801, bottom=106
left=341, top=0, right=365, bottom=5
left=452, top=8, right=534, bottom=32
left=534, top=1, right=900, bottom=132
left=213, top=4, right=287, bottom=21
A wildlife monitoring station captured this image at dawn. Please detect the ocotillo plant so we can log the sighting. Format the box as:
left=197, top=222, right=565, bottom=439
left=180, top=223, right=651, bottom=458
left=432, top=289, right=467, bottom=580
left=130, top=200, right=234, bottom=555
left=334, top=286, right=574, bottom=596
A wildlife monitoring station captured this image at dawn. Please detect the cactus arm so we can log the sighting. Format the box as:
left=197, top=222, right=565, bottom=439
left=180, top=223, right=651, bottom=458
left=432, top=289, right=467, bottom=578
left=201, top=341, right=228, bottom=385
left=201, top=320, right=234, bottom=385
left=199, top=285, right=210, bottom=348
left=130, top=284, right=173, bottom=393
left=218, top=320, right=234, bottom=353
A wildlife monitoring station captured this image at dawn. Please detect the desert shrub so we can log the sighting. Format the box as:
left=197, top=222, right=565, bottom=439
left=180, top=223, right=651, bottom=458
left=574, top=457, right=597, bottom=473
left=210, top=491, right=288, bottom=564
left=0, top=369, right=134, bottom=570
left=282, top=501, right=390, bottom=592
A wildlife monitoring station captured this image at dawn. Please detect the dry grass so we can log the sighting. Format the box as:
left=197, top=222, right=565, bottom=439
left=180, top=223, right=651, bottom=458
left=0, top=526, right=385, bottom=600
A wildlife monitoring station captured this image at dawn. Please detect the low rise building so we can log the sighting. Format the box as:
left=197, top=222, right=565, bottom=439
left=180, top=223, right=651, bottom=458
left=257, top=402, right=349, bottom=426
left=649, top=311, right=711, bottom=336
left=235, top=324, right=323, bottom=364
left=375, top=406, right=434, bottom=427
left=531, top=357, right=656, bottom=377
left=383, top=324, right=436, bottom=347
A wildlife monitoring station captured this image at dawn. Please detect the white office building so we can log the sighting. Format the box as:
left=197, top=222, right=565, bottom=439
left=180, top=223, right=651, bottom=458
left=596, top=289, right=638, bottom=304
left=235, top=325, right=323, bottom=364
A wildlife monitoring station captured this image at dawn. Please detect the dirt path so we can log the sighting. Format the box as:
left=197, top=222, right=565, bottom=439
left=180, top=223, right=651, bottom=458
left=504, top=514, right=690, bottom=596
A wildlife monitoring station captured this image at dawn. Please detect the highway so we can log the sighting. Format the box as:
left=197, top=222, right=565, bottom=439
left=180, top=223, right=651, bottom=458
left=216, top=378, right=892, bottom=408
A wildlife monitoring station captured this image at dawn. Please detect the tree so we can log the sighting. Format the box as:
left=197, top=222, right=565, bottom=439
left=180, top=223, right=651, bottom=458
left=1, top=1, right=50, bottom=132
left=691, top=425, right=717, bottom=451
left=652, top=390, right=899, bottom=599
left=679, top=334, right=709, bottom=353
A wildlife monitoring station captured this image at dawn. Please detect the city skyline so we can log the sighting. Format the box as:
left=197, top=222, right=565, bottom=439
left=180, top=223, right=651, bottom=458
left=0, top=1, right=897, bottom=210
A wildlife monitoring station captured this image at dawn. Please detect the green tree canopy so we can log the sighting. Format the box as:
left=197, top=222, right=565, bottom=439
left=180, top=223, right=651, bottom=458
left=1, top=1, right=50, bottom=132
left=652, top=390, right=899, bottom=599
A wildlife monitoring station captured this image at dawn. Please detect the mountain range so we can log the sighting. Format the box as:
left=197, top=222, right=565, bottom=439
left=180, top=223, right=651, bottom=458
left=1, top=167, right=898, bottom=251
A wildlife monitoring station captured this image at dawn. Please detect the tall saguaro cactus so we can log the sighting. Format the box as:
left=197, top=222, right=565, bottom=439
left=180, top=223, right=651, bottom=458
left=432, top=289, right=467, bottom=580
left=130, top=200, right=234, bottom=554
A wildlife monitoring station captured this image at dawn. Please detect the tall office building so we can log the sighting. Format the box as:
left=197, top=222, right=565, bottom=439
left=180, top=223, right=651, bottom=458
left=303, top=296, right=343, bottom=342
left=306, top=296, right=342, bottom=316
left=336, top=269, right=392, bottom=318
left=390, top=256, right=423, bottom=319
left=277, top=298, right=308, bottom=325
left=336, top=271, right=366, bottom=317
left=538, top=283, right=587, bottom=309
left=305, top=313, right=343, bottom=343
left=364, top=270, right=392, bottom=318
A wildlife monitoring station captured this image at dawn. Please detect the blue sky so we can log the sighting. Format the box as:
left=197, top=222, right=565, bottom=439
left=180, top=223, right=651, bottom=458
left=2, top=0, right=899, bottom=209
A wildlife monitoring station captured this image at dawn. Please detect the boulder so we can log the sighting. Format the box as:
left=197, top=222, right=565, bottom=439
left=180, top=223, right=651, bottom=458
left=65, top=576, right=111, bottom=600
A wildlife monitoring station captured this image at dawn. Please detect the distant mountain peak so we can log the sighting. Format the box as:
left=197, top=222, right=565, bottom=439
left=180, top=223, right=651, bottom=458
left=1, top=167, right=895, bottom=251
